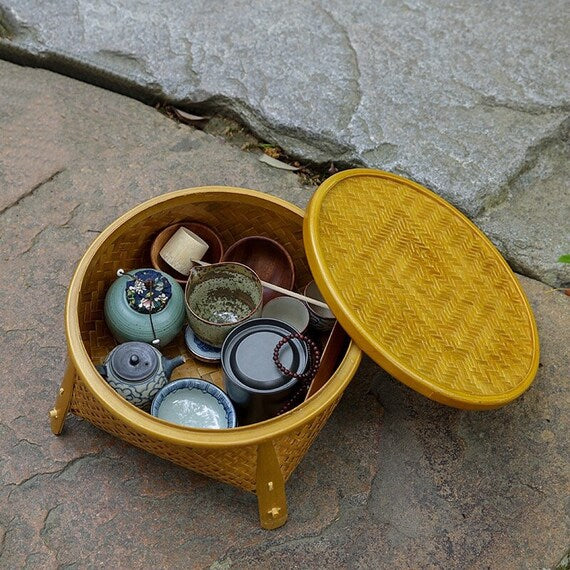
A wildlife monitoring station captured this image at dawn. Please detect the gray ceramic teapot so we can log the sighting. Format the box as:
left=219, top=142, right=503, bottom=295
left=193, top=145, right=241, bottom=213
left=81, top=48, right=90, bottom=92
left=97, top=342, right=185, bottom=408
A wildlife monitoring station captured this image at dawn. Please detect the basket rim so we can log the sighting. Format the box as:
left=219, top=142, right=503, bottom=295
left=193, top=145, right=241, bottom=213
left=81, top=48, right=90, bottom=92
left=65, top=186, right=362, bottom=448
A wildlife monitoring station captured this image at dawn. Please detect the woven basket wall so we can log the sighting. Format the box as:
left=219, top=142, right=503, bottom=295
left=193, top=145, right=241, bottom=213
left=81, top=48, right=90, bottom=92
left=66, top=188, right=359, bottom=493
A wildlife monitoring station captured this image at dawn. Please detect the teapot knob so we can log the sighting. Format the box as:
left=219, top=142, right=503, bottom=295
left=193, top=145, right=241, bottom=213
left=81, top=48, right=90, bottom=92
left=129, top=354, right=140, bottom=366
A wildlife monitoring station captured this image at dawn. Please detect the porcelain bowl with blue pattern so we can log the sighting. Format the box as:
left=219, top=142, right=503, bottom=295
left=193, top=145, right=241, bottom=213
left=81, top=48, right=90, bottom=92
left=151, top=378, right=237, bottom=429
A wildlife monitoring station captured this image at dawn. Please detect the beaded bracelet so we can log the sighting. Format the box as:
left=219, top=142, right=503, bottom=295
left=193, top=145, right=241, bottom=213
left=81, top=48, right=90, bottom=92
left=273, top=332, right=321, bottom=416
left=272, top=332, right=321, bottom=381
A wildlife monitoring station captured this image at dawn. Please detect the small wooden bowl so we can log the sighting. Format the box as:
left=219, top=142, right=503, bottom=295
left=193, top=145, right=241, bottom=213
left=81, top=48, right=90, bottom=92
left=150, top=222, right=224, bottom=285
left=222, top=236, right=295, bottom=303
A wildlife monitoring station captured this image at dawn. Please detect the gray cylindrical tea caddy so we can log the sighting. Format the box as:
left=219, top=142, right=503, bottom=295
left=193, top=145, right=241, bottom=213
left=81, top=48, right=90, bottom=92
left=221, top=318, right=310, bottom=425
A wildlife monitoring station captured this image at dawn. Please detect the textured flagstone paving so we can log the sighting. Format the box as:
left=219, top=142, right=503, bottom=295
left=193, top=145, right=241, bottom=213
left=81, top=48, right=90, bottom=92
left=0, top=61, right=568, bottom=569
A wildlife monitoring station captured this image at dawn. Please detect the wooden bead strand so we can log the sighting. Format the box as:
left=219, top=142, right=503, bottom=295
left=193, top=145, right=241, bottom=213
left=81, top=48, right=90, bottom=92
left=273, top=332, right=321, bottom=415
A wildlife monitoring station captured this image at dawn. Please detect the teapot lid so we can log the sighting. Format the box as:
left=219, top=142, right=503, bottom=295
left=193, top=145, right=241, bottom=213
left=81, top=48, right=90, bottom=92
left=109, top=342, right=159, bottom=382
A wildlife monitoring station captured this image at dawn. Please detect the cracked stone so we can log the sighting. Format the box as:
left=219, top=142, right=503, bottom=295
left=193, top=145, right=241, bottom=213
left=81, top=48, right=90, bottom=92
left=0, top=70, right=68, bottom=213
left=475, top=128, right=570, bottom=287
left=0, top=1, right=568, bottom=286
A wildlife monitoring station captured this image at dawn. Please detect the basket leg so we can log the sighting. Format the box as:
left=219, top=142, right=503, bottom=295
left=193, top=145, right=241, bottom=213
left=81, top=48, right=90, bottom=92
left=50, top=358, right=77, bottom=435
left=255, top=441, right=288, bottom=529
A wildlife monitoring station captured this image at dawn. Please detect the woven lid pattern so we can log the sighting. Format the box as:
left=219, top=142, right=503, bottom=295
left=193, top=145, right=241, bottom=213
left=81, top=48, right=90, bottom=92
left=305, top=169, right=539, bottom=408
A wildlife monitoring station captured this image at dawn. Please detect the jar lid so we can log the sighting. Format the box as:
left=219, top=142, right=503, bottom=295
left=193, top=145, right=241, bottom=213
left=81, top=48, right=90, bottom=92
left=304, top=168, right=539, bottom=409
left=124, top=269, right=172, bottom=314
left=109, top=342, right=159, bottom=382
left=222, top=318, right=308, bottom=391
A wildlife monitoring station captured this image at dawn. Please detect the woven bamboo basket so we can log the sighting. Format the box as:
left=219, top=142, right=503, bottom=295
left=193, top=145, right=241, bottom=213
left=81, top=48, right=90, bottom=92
left=50, top=187, right=362, bottom=529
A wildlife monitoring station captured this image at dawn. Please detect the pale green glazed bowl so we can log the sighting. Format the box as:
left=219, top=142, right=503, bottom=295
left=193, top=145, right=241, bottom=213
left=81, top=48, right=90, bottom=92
left=104, top=268, right=186, bottom=346
left=184, top=262, right=263, bottom=347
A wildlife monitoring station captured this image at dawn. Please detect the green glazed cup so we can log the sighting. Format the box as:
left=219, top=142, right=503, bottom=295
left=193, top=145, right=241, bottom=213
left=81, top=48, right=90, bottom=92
left=185, top=262, right=263, bottom=347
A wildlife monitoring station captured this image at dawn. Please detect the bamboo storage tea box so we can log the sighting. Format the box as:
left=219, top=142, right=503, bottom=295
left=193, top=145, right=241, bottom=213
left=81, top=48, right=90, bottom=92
left=50, top=170, right=539, bottom=529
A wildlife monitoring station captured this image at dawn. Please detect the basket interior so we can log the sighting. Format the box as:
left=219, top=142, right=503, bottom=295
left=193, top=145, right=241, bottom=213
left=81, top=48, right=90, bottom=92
left=77, top=190, right=330, bottom=401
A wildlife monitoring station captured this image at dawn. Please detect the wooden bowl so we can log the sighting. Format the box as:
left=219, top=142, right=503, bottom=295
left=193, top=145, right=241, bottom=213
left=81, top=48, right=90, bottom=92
left=150, top=222, right=224, bottom=285
left=222, top=235, right=295, bottom=303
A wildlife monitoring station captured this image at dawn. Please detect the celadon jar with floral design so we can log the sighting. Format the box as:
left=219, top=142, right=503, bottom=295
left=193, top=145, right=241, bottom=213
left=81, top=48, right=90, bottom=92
left=104, top=268, right=185, bottom=347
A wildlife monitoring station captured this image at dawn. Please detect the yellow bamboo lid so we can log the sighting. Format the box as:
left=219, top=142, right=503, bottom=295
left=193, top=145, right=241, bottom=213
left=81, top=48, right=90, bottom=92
left=304, top=169, right=539, bottom=409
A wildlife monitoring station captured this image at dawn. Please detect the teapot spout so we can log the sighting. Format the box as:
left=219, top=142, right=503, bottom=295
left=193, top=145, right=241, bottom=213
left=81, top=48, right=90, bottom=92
left=162, top=355, right=185, bottom=379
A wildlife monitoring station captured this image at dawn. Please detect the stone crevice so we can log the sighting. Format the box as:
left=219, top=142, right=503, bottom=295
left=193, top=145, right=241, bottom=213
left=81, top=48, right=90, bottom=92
left=451, top=76, right=570, bottom=117
left=519, top=481, right=546, bottom=495
left=6, top=472, right=57, bottom=498
left=20, top=226, right=52, bottom=256
left=207, top=490, right=344, bottom=565
left=97, top=48, right=140, bottom=63
left=0, top=516, right=16, bottom=560
left=478, top=96, right=570, bottom=117
left=477, top=114, right=569, bottom=215
left=19, top=203, right=80, bottom=256
left=38, top=505, right=62, bottom=567
left=0, top=414, right=25, bottom=426
left=315, top=6, right=363, bottom=133
left=2, top=327, right=36, bottom=335
left=12, top=438, right=41, bottom=449
left=0, top=167, right=65, bottom=217
left=6, top=452, right=103, bottom=495
left=39, top=504, right=63, bottom=537
left=193, top=92, right=352, bottom=160
left=0, top=40, right=162, bottom=106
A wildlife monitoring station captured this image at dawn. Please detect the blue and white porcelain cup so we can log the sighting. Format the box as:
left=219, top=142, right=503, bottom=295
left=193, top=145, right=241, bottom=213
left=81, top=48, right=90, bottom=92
left=151, top=378, right=237, bottom=429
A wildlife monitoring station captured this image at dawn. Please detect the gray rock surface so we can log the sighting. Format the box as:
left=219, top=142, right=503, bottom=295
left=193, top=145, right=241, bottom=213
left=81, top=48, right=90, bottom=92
left=476, top=135, right=570, bottom=287
left=1, top=0, right=568, bottom=286
left=1, top=60, right=569, bottom=569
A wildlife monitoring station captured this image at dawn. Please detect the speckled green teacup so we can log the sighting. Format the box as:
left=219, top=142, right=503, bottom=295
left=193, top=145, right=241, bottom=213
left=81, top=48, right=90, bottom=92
left=185, top=262, right=263, bottom=347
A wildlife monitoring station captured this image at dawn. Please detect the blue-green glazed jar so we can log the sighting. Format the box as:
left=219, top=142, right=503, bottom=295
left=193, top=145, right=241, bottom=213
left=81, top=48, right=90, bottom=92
left=104, top=268, right=185, bottom=347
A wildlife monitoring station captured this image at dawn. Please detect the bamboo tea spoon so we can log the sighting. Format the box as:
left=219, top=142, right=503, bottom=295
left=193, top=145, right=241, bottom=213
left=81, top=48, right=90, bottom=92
left=190, top=258, right=330, bottom=310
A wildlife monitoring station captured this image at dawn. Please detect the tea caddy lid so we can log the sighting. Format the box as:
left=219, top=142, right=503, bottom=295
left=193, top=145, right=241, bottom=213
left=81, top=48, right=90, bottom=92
left=303, top=168, right=539, bottom=409
left=109, top=342, right=159, bottom=382
left=222, top=318, right=308, bottom=391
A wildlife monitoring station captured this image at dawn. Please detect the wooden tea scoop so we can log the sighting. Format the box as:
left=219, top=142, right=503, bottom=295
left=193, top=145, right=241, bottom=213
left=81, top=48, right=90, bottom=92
left=191, top=258, right=330, bottom=310
left=305, top=321, right=348, bottom=400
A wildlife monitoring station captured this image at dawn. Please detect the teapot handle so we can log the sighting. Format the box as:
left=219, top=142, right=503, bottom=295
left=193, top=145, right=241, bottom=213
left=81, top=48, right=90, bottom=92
left=95, top=364, right=108, bottom=378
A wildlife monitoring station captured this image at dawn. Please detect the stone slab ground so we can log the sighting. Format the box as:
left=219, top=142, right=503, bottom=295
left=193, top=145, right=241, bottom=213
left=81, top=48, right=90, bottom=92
left=0, top=61, right=568, bottom=569
left=0, top=0, right=569, bottom=287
